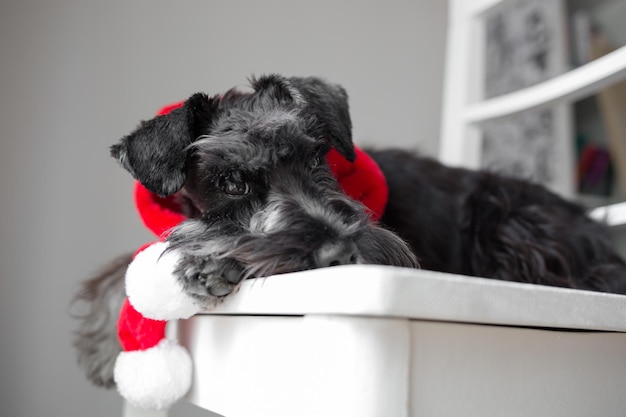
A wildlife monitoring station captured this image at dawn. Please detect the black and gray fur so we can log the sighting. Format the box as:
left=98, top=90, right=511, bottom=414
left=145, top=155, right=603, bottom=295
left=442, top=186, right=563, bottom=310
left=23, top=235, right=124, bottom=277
left=110, top=75, right=417, bottom=296
left=372, top=150, right=626, bottom=293
left=73, top=75, right=417, bottom=387
left=74, top=74, right=626, bottom=390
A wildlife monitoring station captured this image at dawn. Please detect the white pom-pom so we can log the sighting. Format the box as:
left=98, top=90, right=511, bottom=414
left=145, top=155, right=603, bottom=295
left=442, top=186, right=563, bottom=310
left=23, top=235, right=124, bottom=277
left=126, top=242, right=201, bottom=320
left=114, top=339, right=193, bottom=410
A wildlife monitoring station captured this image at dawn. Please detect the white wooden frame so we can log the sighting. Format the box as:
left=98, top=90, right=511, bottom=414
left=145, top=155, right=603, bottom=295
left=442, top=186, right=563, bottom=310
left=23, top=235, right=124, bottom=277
left=440, top=0, right=626, bottom=166
left=440, top=0, right=626, bottom=224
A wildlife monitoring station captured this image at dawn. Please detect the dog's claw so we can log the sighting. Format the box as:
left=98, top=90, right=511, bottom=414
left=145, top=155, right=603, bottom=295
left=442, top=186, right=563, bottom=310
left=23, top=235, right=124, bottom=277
left=224, top=268, right=244, bottom=284
left=207, top=281, right=235, bottom=297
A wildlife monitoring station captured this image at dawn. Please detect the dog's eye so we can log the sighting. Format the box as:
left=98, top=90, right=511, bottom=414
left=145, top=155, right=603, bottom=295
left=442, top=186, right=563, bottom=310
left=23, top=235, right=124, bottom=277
left=219, top=176, right=250, bottom=196
left=310, top=157, right=321, bottom=168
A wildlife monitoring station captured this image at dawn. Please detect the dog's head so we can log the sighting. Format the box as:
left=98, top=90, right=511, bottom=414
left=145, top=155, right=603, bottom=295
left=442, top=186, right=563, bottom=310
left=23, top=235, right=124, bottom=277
left=111, top=75, right=417, bottom=278
left=111, top=75, right=354, bottom=198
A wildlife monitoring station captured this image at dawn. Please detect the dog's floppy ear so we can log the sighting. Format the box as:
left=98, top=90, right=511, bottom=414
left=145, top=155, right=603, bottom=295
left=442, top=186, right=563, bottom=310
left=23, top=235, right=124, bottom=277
left=110, top=93, right=218, bottom=197
left=288, top=76, right=355, bottom=162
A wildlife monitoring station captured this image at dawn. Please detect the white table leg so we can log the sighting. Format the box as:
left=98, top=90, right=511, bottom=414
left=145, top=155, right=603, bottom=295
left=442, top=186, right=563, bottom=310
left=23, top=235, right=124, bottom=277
left=179, top=314, right=412, bottom=417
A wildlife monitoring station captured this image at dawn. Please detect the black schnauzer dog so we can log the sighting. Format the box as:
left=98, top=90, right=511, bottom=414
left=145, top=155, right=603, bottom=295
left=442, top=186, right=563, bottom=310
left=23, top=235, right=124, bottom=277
left=74, top=74, right=626, bottom=388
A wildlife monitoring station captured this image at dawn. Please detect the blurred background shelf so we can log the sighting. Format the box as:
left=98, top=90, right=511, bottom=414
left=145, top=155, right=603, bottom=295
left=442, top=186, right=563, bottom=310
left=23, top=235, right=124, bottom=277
left=567, top=0, right=626, bottom=208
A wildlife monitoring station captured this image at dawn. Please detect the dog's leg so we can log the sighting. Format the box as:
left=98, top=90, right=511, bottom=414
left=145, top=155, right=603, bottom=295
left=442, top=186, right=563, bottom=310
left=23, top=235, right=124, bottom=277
left=173, top=252, right=244, bottom=298
left=166, top=219, right=247, bottom=300
left=72, top=252, right=132, bottom=388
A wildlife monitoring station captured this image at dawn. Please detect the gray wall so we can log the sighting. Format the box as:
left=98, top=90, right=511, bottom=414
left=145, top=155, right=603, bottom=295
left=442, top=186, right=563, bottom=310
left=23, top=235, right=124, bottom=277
left=0, top=1, right=448, bottom=416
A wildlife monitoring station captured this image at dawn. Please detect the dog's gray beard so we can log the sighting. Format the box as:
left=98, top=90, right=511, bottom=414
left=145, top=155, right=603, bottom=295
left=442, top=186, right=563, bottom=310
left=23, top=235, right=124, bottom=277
left=166, top=197, right=418, bottom=281
left=355, top=225, right=420, bottom=268
left=226, top=225, right=419, bottom=277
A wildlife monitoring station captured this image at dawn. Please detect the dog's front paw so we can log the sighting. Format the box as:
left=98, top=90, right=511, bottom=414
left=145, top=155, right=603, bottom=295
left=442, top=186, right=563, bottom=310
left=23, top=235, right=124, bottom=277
left=174, top=255, right=245, bottom=299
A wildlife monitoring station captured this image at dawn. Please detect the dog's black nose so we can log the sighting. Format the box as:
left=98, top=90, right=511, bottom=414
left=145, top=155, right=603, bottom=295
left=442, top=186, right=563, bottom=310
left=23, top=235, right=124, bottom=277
left=313, top=241, right=359, bottom=268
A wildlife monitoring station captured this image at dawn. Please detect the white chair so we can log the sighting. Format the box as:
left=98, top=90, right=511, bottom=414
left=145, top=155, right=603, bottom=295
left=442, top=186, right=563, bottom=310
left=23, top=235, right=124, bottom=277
left=125, top=1, right=626, bottom=415
left=441, top=0, right=626, bottom=256
left=440, top=0, right=626, bottom=171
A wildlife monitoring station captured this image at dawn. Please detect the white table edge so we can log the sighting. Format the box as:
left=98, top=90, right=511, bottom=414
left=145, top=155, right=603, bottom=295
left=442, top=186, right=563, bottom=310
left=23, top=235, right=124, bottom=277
left=196, top=265, right=626, bottom=332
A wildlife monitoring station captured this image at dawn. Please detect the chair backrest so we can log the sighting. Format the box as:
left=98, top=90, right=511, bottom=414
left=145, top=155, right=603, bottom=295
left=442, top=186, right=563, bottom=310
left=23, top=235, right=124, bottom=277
left=440, top=0, right=626, bottom=233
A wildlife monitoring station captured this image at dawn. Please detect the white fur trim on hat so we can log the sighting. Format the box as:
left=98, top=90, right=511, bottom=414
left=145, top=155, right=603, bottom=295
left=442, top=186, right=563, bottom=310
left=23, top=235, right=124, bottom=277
left=114, top=339, right=193, bottom=410
left=126, top=242, right=201, bottom=320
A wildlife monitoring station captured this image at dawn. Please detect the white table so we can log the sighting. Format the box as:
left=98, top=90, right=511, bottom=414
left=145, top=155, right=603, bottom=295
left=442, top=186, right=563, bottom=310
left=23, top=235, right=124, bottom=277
left=166, top=265, right=626, bottom=417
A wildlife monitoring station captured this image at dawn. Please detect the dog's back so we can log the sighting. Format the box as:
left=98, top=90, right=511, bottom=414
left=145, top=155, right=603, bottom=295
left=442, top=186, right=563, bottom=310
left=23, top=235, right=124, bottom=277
left=370, top=148, right=626, bottom=294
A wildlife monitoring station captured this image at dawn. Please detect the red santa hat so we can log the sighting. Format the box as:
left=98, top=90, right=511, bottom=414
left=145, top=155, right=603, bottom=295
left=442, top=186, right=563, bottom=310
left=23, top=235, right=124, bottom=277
left=113, top=101, right=389, bottom=409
